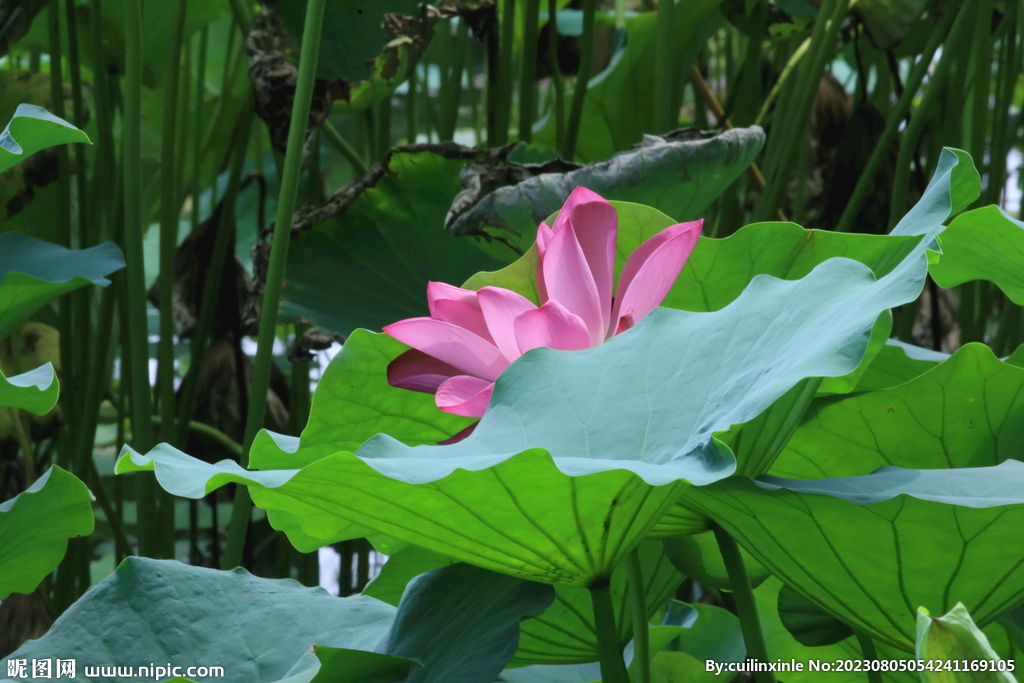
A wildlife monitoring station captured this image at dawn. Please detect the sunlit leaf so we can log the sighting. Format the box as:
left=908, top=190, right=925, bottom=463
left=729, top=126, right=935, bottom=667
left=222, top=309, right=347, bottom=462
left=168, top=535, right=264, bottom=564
left=916, top=604, right=1016, bottom=683
left=931, top=206, right=1024, bottom=305
left=0, top=364, right=57, bottom=415
left=0, top=467, right=94, bottom=600
left=0, top=103, right=89, bottom=174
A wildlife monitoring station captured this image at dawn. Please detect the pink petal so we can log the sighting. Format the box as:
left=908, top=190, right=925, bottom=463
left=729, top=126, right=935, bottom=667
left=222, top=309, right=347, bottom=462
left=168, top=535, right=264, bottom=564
left=432, top=299, right=494, bottom=343
left=535, top=222, right=554, bottom=303
left=541, top=216, right=606, bottom=345
left=383, top=318, right=509, bottom=381
left=477, top=286, right=537, bottom=363
left=611, top=220, right=703, bottom=335
left=436, top=376, right=494, bottom=417
left=427, top=281, right=480, bottom=315
left=387, top=349, right=461, bottom=393
left=439, top=422, right=478, bottom=444
left=554, top=187, right=617, bottom=332
left=514, top=300, right=592, bottom=353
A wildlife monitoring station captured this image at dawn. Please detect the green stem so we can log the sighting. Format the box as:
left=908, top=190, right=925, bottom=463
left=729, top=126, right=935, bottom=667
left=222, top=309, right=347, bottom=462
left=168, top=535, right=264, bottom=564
left=323, top=120, right=368, bottom=175
left=652, top=0, right=675, bottom=134
left=88, top=0, right=116, bottom=241
left=407, top=66, right=418, bottom=143
left=834, top=0, right=964, bottom=233
left=713, top=524, right=776, bottom=683
left=191, top=26, right=209, bottom=232
left=547, top=0, right=564, bottom=151
left=156, top=0, right=189, bottom=451
left=856, top=632, right=883, bottom=683
left=228, top=0, right=251, bottom=34
left=289, top=323, right=313, bottom=436
left=221, top=0, right=328, bottom=569
left=493, top=0, right=516, bottom=146
left=887, top=0, right=973, bottom=229
left=589, top=582, right=630, bottom=683
left=753, top=37, right=809, bottom=127
left=563, top=0, right=596, bottom=159
left=440, top=18, right=468, bottom=142
left=518, top=0, right=540, bottom=142
left=153, top=416, right=243, bottom=457
left=121, top=0, right=157, bottom=554
left=626, top=548, right=650, bottom=683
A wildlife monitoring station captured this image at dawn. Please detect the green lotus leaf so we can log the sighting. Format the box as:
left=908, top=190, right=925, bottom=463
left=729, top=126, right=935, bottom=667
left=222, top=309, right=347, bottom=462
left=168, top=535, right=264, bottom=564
left=662, top=531, right=769, bottom=591
left=0, top=467, right=94, bottom=599
left=0, top=363, right=58, bottom=414
left=777, top=584, right=854, bottom=647
left=282, top=146, right=511, bottom=336
left=120, top=228, right=930, bottom=584
left=1, top=558, right=551, bottom=683
left=496, top=663, right=600, bottom=683
left=513, top=541, right=683, bottom=666
left=641, top=601, right=744, bottom=683
left=930, top=206, right=1024, bottom=305
left=851, top=340, right=949, bottom=392
left=771, top=344, right=1024, bottom=480
left=531, top=5, right=723, bottom=162
left=916, top=604, right=1016, bottom=683
left=0, top=231, right=125, bottom=341
left=0, top=104, right=90, bottom=175
left=685, top=461, right=1024, bottom=651
left=447, top=128, right=766, bottom=253
left=365, top=540, right=683, bottom=666
left=891, top=147, right=980, bottom=241
left=754, top=577, right=919, bottom=683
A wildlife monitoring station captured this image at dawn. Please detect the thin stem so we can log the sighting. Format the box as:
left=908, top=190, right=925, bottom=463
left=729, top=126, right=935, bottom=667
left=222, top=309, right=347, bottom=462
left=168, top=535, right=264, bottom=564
left=121, top=0, right=157, bottom=554
left=518, top=0, right=540, bottom=142
left=713, top=524, right=776, bottom=683
left=228, top=0, right=251, bottom=34
left=407, top=66, right=417, bottom=143
left=563, top=0, right=596, bottom=159
left=492, top=0, right=516, bottom=146
left=834, top=0, right=964, bottom=233
left=221, top=0, right=329, bottom=569
left=547, top=0, right=564, bottom=151
left=589, top=582, right=630, bottom=683
left=191, top=26, right=209, bottom=232
left=156, top=0, right=189, bottom=451
left=652, top=0, right=675, bottom=134
left=887, top=0, right=973, bottom=229
left=626, top=549, right=650, bottom=683
left=856, top=632, right=883, bottom=683
left=322, top=120, right=368, bottom=175
left=440, top=18, right=468, bottom=142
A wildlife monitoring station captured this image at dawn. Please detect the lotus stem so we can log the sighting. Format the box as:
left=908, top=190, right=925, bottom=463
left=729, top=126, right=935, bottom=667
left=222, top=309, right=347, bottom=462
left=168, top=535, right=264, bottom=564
left=563, top=0, right=596, bottom=159
left=121, top=0, right=158, bottom=555
left=493, top=0, right=516, bottom=146
left=887, top=0, right=973, bottom=230
left=323, top=120, right=369, bottom=175
left=221, top=0, right=329, bottom=569
left=589, top=581, right=631, bottom=683
left=547, top=0, right=565, bottom=151
left=856, top=632, right=883, bottom=683
left=191, top=26, right=209, bottom=232
left=834, top=0, right=965, bottom=233
left=626, top=548, right=650, bottom=683
left=713, top=523, right=776, bottom=683
left=518, top=0, right=540, bottom=143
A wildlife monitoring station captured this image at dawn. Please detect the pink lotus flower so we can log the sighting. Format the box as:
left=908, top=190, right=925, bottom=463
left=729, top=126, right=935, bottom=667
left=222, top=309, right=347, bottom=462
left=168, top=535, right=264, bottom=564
left=384, top=187, right=702, bottom=420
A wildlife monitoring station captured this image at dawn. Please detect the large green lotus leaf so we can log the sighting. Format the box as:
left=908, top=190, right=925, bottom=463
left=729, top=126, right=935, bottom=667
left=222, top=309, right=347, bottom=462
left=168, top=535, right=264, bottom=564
left=891, top=147, right=980, bottom=241
left=1, top=558, right=551, bottom=683
left=684, top=461, right=1024, bottom=652
left=512, top=541, right=683, bottom=666
left=447, top=128, right=766, bottom=253
left=638, top=600, right=744, bottom=683
left=0, top=104, right=89, bottom=174
left=0, top=232, right=125, bottom=341
left=120, top=233, right=930, bottom=583
left=754, top=577, right=919, bottom=683
left=531, top=4, right=724, bottom=162
left=851, top=339, right=949, bottom=392
left=771, top=344, right=1024, bottom=480
left=281, top=147, right=511, bottom=336
left=276, top=0, right=421, bottom=107
left=496, top=663, right=600, bottom=682
left=0, top=363, right=58, bottom=414
left=930, top=206, right=1024, bottom=305
left=362, top=542, right=681, bottom=666
left=0, top=466, right=94, bottom=599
